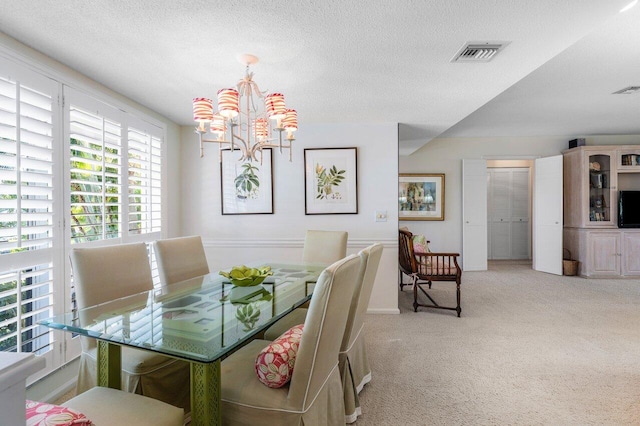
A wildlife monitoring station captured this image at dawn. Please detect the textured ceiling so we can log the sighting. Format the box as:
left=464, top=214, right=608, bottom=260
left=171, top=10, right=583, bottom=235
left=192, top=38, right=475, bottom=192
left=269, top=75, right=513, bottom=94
left=0, top=0, right=636, bottom=155
left=441, top=3, right=640, bottom=139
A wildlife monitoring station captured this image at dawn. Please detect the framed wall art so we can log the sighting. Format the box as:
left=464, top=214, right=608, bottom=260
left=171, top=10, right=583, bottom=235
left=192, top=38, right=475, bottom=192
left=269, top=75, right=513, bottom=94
left=398, top=173, right=445, bottom=221
left=220, top=148, right=273, bottom=215
left=304, top=147, right=358, bottom=215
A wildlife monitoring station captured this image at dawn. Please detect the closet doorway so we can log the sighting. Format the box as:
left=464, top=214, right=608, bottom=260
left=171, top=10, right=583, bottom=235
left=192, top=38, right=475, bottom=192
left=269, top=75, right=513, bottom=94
left=487, top=160, right=532, bottom=260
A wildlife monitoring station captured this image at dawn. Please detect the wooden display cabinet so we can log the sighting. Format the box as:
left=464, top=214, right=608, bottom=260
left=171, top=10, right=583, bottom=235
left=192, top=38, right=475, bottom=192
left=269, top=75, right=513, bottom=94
left=617, top=147, right=640, bottom=172
left=563, top=144, right=640, bottom=277
left=563, top=146, right=617, bottom=228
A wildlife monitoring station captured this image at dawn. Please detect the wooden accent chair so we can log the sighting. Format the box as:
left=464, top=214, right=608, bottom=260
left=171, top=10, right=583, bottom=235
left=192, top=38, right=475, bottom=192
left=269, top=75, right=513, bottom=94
left=220, top=254, right=362, bottom=425
left=153, top=235, right=210, bottom=287
left=70, top=243, right=191, bottom=410
left=398, top=229, right=462, bottom=317
left=302, top=230, right=348, bottom=264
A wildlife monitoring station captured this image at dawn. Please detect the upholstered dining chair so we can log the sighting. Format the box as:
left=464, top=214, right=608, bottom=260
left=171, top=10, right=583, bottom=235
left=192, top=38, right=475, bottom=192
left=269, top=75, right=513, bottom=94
left=302, top=230, right=348, bottom=264
left=70, top=243, right=190, bottom=410
left=263, top=243, right=383, bottom=423
left=61, top=387, right=184, bottom=426
left=153, top=235, right=210, bottom=287
left=220, top=254, right=362, bottom=425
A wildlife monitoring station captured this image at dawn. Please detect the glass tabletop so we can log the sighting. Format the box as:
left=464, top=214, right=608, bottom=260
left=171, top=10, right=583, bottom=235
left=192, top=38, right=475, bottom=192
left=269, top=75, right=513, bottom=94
left=40, top=263, right=324, bottom=363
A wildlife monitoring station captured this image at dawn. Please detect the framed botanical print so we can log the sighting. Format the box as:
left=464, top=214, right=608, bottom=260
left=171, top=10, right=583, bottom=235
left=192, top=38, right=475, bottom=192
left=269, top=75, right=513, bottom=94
left=398, top=173, right=445, bottom=220
left=304, top=147, right=358, bottom=214
left=220, top=148, right=273, bottom=215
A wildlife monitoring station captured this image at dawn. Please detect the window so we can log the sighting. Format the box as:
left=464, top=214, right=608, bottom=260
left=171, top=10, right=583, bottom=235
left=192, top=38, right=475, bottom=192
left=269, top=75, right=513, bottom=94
left=0, top=75, right=54, bottom=253
left=0, top=70, right=56, bottom=368
left=69, top=105, right=122, bottom=244
left=0, top=264, right=54, bottom=354
left=127, top=126, right=162, bottom=236
left=0, top=57, right=165, bottom=381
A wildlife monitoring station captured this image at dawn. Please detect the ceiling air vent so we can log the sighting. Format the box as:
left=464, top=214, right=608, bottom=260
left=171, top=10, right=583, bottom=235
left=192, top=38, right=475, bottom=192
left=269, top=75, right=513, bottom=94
left=451, top=42, right=509, bottom=63
left=612, top=86, right=640, bottom=95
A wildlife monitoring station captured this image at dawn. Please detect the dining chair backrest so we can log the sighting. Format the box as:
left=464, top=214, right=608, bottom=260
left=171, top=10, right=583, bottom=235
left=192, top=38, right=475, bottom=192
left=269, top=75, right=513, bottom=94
left=342, top=243, right=383, bottom=351
left=288, top=253, right=361, bottom=410
left=153, top=235, right=209, bottom=287
left=399, top=228, right=417, bottom=275
left=70, top=242, right=154, bottom=351
left=302, top=230, right=348, bottom=264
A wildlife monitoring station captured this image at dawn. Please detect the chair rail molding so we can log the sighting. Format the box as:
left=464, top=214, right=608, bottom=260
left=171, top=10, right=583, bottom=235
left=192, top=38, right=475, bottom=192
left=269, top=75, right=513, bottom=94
left=202, top=237, right=397, bottom=250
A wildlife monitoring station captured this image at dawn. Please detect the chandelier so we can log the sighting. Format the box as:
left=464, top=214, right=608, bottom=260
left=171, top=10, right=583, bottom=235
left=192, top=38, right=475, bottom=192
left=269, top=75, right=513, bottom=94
left=192, top=54, right=298, bottom=162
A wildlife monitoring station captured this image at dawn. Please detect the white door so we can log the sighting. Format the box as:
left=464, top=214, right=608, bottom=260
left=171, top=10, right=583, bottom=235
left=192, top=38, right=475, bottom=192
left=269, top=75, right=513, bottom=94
left=462, top=159, right=487, bottom=271
left=533, top=155, right=563, bottom=275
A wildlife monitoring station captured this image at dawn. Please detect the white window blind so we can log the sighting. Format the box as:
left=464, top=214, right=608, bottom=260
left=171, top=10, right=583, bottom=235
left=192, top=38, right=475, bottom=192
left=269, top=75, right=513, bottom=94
left=0, top=55, right=166, bottom=380
left=0, top=66, right=56, bottom=364
left=0, top=76, right=54, bottom=253
left=0, top=264, right=54, bottom=353
left=69, top=105, right=122, bottom=244
left=127, top=127, right=162, bottom=235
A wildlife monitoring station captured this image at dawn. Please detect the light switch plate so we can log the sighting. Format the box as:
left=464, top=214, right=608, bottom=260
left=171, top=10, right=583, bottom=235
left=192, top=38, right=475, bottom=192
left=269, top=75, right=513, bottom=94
left=375, top=210, right=388, bottom=222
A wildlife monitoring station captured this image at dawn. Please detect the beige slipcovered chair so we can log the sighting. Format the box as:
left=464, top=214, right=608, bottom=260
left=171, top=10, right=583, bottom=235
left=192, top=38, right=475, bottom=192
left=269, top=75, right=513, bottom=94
left=153, top=235, right=209, bottom=287
left=220, top=253, right=362, bottom=425
left=264, top=243, right=383, bottom=423
left=62, top=387, right=183, bottom=426
left=302, top=230, right=348, bottom=264
left=71, top=243, right=190, bottom=410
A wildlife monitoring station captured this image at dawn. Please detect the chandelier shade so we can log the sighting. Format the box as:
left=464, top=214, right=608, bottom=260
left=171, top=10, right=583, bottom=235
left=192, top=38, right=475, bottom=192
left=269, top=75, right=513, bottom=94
left=193, top=98, right=213, bottom=122
left=192, top=55, right=298, bottom=162
left=209, top=113, right=226, bottom=134
left=253, top=118, right=269, bottom=140
left=282, top=109, right=298, bottom=131
left=217, top=88, right=240, bottom=118
left=265, top=93, right=286, bottom=120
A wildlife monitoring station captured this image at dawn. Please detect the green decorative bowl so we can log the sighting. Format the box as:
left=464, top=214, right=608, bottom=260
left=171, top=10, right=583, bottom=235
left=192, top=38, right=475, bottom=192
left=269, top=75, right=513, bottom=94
left=219, top=265, right=273, bottom=287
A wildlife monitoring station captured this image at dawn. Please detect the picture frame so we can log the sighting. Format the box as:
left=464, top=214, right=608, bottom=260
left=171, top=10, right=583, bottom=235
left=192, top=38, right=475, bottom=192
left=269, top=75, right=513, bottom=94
left=398, top=173, right=445, bottom=221
left=304, top=147, right=358, bottom=215
left=220, top=148, right=273, bottom=215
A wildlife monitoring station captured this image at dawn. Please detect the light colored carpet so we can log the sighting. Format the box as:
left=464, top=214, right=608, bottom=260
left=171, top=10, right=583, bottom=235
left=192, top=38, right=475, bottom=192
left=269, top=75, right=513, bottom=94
left=356, top=261, right=640, bottom=425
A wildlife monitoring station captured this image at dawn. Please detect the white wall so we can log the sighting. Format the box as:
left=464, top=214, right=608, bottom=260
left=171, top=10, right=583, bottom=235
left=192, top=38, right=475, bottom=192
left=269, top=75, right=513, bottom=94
left=180, top=122, right=400, bottom=313
left=400, top=135, right=640, bottom=255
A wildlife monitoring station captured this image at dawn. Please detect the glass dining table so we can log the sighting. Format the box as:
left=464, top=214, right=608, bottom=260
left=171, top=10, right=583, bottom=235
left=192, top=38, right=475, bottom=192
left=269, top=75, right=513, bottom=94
left=40, top=262, right=325, bottom=426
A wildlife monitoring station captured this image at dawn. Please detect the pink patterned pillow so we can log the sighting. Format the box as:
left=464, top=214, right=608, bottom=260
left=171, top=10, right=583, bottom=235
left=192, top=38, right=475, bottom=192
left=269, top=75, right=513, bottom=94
left=255, top=324, right=304, bottom=388
left=26, top=400, right=92, bottom=425
left=413, top=234, right=430, bottom=254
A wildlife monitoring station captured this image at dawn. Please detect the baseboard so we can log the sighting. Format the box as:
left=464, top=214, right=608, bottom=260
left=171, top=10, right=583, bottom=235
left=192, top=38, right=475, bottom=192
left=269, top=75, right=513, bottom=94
left=366, top=308, right=400, bottom=314
left=40, top=377, right=76, bottom=404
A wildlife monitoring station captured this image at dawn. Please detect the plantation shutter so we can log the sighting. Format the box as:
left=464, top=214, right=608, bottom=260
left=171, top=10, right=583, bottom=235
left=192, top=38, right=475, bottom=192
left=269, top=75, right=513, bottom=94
left=0, top=62, right=59, bottom=375
left=0, top=75, right=54, bottom=252
left=0, top=56, right=166, bottom=379
left=69, top=104, right=122, bottom=244
left=127, top=125, right=162, bottom=236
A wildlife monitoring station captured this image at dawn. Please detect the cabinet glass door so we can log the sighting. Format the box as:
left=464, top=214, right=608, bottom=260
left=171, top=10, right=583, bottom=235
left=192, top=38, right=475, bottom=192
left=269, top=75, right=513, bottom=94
left=588, top=154, right=612, bottom=224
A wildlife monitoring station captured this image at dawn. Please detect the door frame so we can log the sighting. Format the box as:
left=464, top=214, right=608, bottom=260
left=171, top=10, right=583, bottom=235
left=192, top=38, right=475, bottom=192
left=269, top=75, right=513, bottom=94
left=464, top=156, right=540, bottom=270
